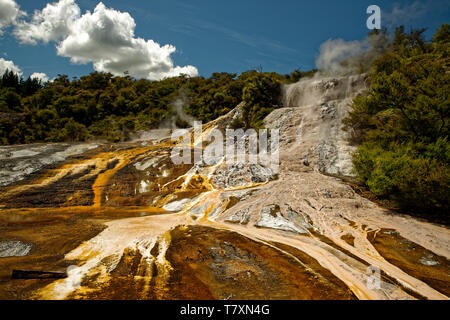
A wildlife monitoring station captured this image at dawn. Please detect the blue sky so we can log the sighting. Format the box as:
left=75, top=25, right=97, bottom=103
left=1, top=0, right=449, bottom=80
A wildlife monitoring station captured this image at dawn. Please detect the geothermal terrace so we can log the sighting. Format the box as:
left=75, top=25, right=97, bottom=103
left=0, top=75, right=448, bottom=300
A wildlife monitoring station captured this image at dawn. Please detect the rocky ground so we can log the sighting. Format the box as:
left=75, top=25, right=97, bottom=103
left=0, top=74, right=448, bottom=300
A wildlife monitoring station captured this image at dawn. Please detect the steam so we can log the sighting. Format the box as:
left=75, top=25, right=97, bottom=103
left=282, top=34, right=387, bottom=110
left=316, top=39, right=366, bottom=74
left=132, top=90, right=197, bottom=142
left=159, top=90, right=197, bottom=129
left=171, top=91, right=197, bottom=128
left=315, top=33, right=390, bottom=76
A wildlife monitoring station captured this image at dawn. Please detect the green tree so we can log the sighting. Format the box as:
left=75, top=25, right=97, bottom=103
left=64, top=120, right=90, bottom=142
left=344, top=24, right=450, bottom=213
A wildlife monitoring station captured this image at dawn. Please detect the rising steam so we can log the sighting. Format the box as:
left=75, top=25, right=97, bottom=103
left=159, top=89, right=197, bottom=129
left=315, top=33, right=390, bottom=76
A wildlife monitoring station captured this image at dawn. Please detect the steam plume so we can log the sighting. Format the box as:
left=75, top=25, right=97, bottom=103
left=315, top=33, right=390, bottom=76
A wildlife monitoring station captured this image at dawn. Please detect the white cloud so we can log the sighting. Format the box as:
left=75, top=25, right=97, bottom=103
left=30, top=72, right=49, bottom=82
left=0, top=57, right=22, bottom=75
left=13, top=1, right=198, bottom=80
left=57, top=2, right=198, bottom=80
left=0, top=47, right=48, bottom=82
left=14, top=0, right=80, bottom=44
left=0, top=0, right=24, bottom=35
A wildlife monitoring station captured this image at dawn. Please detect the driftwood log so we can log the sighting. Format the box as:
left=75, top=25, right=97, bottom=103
left=11, top=270, right=67, bottom=279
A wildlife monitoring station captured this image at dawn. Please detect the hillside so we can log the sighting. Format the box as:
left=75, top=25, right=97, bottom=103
left=0, top=25, right=448, bottom=300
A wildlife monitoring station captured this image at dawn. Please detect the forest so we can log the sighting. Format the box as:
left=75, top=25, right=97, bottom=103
left=344, top=24, right=449, bottom=213
left=0, top=65, right=312, bottom=144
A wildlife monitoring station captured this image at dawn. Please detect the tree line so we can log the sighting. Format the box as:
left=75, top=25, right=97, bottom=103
left=0, top=67, right=313, bottom=145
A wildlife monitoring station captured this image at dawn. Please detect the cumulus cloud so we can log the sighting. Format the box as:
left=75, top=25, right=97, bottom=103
left=0, top=57, right=22, bottom=75
left=0, top=58, right=48, bottom=81
left=57, top=2, right=198, bottom=80
left=13, top=0, right=198, bottom=80
left=14, top=0, right=80, bottom=44
left=30, top=72, right=49, bottom=82
left=0, top=0, right=24, bottom=35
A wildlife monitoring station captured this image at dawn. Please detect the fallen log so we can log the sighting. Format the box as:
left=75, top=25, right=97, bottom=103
left=11, top=270, right=67, bottom=279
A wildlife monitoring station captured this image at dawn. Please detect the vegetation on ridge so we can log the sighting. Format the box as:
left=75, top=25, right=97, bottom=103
left=0, top=67, right=314, bottom=145
left=344, top=24, right=449, bottom=213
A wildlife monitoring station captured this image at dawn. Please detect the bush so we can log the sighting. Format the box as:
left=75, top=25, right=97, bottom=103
left=64, top=120, right=90, bottom=142
left=354, top=144, right=449, bottom=210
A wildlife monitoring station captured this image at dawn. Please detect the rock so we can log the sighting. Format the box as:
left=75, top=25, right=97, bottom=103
left=320, top=102, right=337, bottom=119
left=225, top=208, right=250, bottom=225
left=0, top=143, right=98, bottom=187
left=0, top=240, right=33, bottom=257
left=256, top=205, right=308, bottom=234
left=264, top=74, right=368, bottom=176
left=285, top=206, right=313, bottom=230
left=134, top=155, right=165, bottom=171
left=220, top=190, right=254, bottom=203
left=320, top=189, right=333, bottom=198
left=163, top=198, right=191, bottom=211
left=419, top=255, right=440, bottom=266
left=212, top=162, right=277, bottom=189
